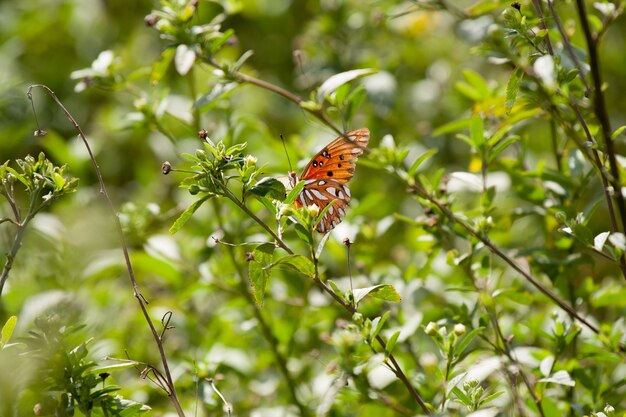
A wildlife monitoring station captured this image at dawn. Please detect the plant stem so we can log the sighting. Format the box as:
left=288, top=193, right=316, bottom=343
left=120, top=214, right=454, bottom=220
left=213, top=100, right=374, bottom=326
left=0, top=222, right=27, bottom=297
left=211, top=199, right=310, bottom=417
left=574, top=0, right=626, bottom=281
left=27, top=85, right=185, bottom=417
left=205, top=58, right=343, bottom=136
left=411, top=183, right=600, bottom=334
left=219, top=184, right=431, bottom=414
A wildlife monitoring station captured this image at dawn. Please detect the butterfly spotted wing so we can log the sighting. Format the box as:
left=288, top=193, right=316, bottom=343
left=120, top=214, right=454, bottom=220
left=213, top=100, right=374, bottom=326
left=291, top=128, right=370, bottom=233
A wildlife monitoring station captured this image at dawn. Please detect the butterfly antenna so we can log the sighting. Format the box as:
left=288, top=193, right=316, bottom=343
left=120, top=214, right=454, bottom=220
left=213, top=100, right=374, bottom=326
left=280, top=134, right=294, bottom=172
left=343, top=238, right=355, bottom=309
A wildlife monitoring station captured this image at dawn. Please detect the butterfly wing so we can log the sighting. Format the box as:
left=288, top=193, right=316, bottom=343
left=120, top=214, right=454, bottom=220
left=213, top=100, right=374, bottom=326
left=299, top=128, right=370, bottom=183
left=297, top=178, right=352, bottom=233
left=294, top=128, right=370, bottom=233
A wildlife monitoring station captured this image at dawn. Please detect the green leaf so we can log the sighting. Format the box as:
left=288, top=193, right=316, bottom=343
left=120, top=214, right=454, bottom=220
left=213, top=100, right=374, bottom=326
left=479, top=390, right=505, bottom=406
left=169, top=195, right=212, bottom=234
left=353, top=284, right=401, bottom=305
left=408, top=149, right=438, bottom=177
left=611, top=125, right=626, bottom=140
left=248, top=243, right=275, bottom=306
left=1, top=316, right=17, bottom=347
left=150, top=48, right=175, bottom=85
left=385, top=330, right=400, bottom=356
left=195, top=82, right=239, bottom=111
left=317, top=68, right=377, bottom=102
left=285, top=180, right=305, bottom=204
left=89, top=360, right=142, bottom=374
left=248, top=177, right=286, bottom=200
left=451, top=385, right=472, bottom=406
left=313, top=199, right=337, bottom=232
left=433, top=117, right=472, bottom=136
left=370, top=311, right=390, bottom=340
left=489, top=136, right=519, bottom=162
left=538, top=370, right=575, bottom=387
left=454, top=327, right=484, bottom=357
left=467, top=0, right=501, bottom=15
left=470, top=114, right=485, bottom=148
left=506, top=67, right=523, bottom=115
left=315, top=229, right=332, bottom=259
left=268, top=255, right=315, bottom=277
left=294, top=223, right=313, bottom=245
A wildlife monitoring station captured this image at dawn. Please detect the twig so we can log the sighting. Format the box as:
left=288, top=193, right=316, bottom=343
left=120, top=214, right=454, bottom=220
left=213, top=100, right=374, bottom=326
left=26, top=85, right=185, bottom=417
left=411, top=182, right=600, bottom=334
left=545, top=0, right=590, bottom=94
left=217, top=179, right=432, bottom=414
left=531, top=0, right=554, bottom=55
left=574, top=0, right=626, bottom=281
left=211, top=199, right=311, bottom=417
left=205, top=58, right=343, bottom=136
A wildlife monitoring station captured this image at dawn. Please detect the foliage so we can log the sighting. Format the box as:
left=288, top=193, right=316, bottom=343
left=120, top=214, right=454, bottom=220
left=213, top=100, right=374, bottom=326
left=1, top=0, right=626, bottom=416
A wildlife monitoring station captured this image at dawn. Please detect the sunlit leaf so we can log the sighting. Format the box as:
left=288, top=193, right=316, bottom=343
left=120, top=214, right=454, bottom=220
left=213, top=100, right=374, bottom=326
left=353, top=284, right=401, bottom=305
left=249, top=243, right=275, bottom=307
left=169, top=195, right=212, bottom=234
left=248, top=177, right=286, bottom=200
left=317, top=68, right=377, bottom=102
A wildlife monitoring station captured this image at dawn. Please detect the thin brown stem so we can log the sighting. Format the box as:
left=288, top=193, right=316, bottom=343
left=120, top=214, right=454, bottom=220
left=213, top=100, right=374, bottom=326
left=544, top=0, right=589, bottom=94
left=463, top=260, right=545, bottom=416
left=219, top=184, right=431, bottom=414
left=411, top=183, right=600, bottom=334
left=26, top=85, right=185, bottom=417
left=205, top=58, right=342, bottom=135
left=575, top=0, right=626, bottom=281
left=531, top=0, right=554, bottom=55
left=211, top=199, right=310, bottom=417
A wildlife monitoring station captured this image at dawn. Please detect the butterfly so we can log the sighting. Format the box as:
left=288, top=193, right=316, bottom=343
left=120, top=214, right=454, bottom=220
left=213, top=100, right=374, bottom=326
left=289, top=128, right=370, bottom=233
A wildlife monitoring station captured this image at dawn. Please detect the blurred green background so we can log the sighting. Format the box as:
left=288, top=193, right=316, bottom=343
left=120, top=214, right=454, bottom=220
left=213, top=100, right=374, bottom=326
left=1, top=0, right=626, bottom=415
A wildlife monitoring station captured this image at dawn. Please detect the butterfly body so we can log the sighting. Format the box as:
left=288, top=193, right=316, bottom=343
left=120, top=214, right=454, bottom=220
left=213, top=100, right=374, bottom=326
left=290, top=128, right=370, bottom=233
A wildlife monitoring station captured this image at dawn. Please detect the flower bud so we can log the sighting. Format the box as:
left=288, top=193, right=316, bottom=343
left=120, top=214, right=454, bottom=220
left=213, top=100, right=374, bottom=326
left=424, top=322, right=439, bottom=336
left=307, top=204, right=320, bottom=218
left=454, top=323, right=466, bottom=335
left=244, top=155, right=257, bottom=168
left=278, top=203, right=292, bottom=217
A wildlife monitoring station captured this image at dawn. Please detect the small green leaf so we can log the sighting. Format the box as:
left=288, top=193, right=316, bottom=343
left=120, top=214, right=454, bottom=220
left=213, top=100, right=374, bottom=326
left=268, top=255, right=315, bottom=277
left=353, top=284, right=401, bottom=305
left=453, top=326, right=484, bottom=357
left=89, top=360, right=142, bottom=374
left=249, top=243, right=275, bottom=306
left=451, top=385, right=472, bottom=406
left=248, top=177, right=286, bottom=200
left=285, top=180, right=305, bottom=204
left=594, top=231, right=610, bottom=251
left=313, top=199, right=337, bottom=232
left=1, top=316, right=17, bottom=347
left=385, top=330, right=400, bottom=356
left=317, top=68, right=377, bottom=102
left=169, top=195, right=212, bottom=234
left=315, top=229, right=332, bottom=259
left=470, top=114, right=485, bottom=148
left=489, top=136, right=519, bottom=162
left=408, top=149, right=438, bottom=177
left=506, top=67, right=523, bottom=115
left=433, top=117, right=472, bottom=136
left=479, top=390, right=505, bottom=406
left=294, top=223, right=313, bottom=245
left=611, top=125, right=626, bottom=140
left=195, top=82, right=239, bottom=111
left=538, top=370, right=575, bottom=387
left=370, top=311, right=390, bottom=340
left=150, top=48, right=175, bottom=85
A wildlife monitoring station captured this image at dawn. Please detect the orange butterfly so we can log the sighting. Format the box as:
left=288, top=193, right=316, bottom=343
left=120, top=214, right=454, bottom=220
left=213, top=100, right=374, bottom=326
left=289, top=128, right=370, bottom=233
